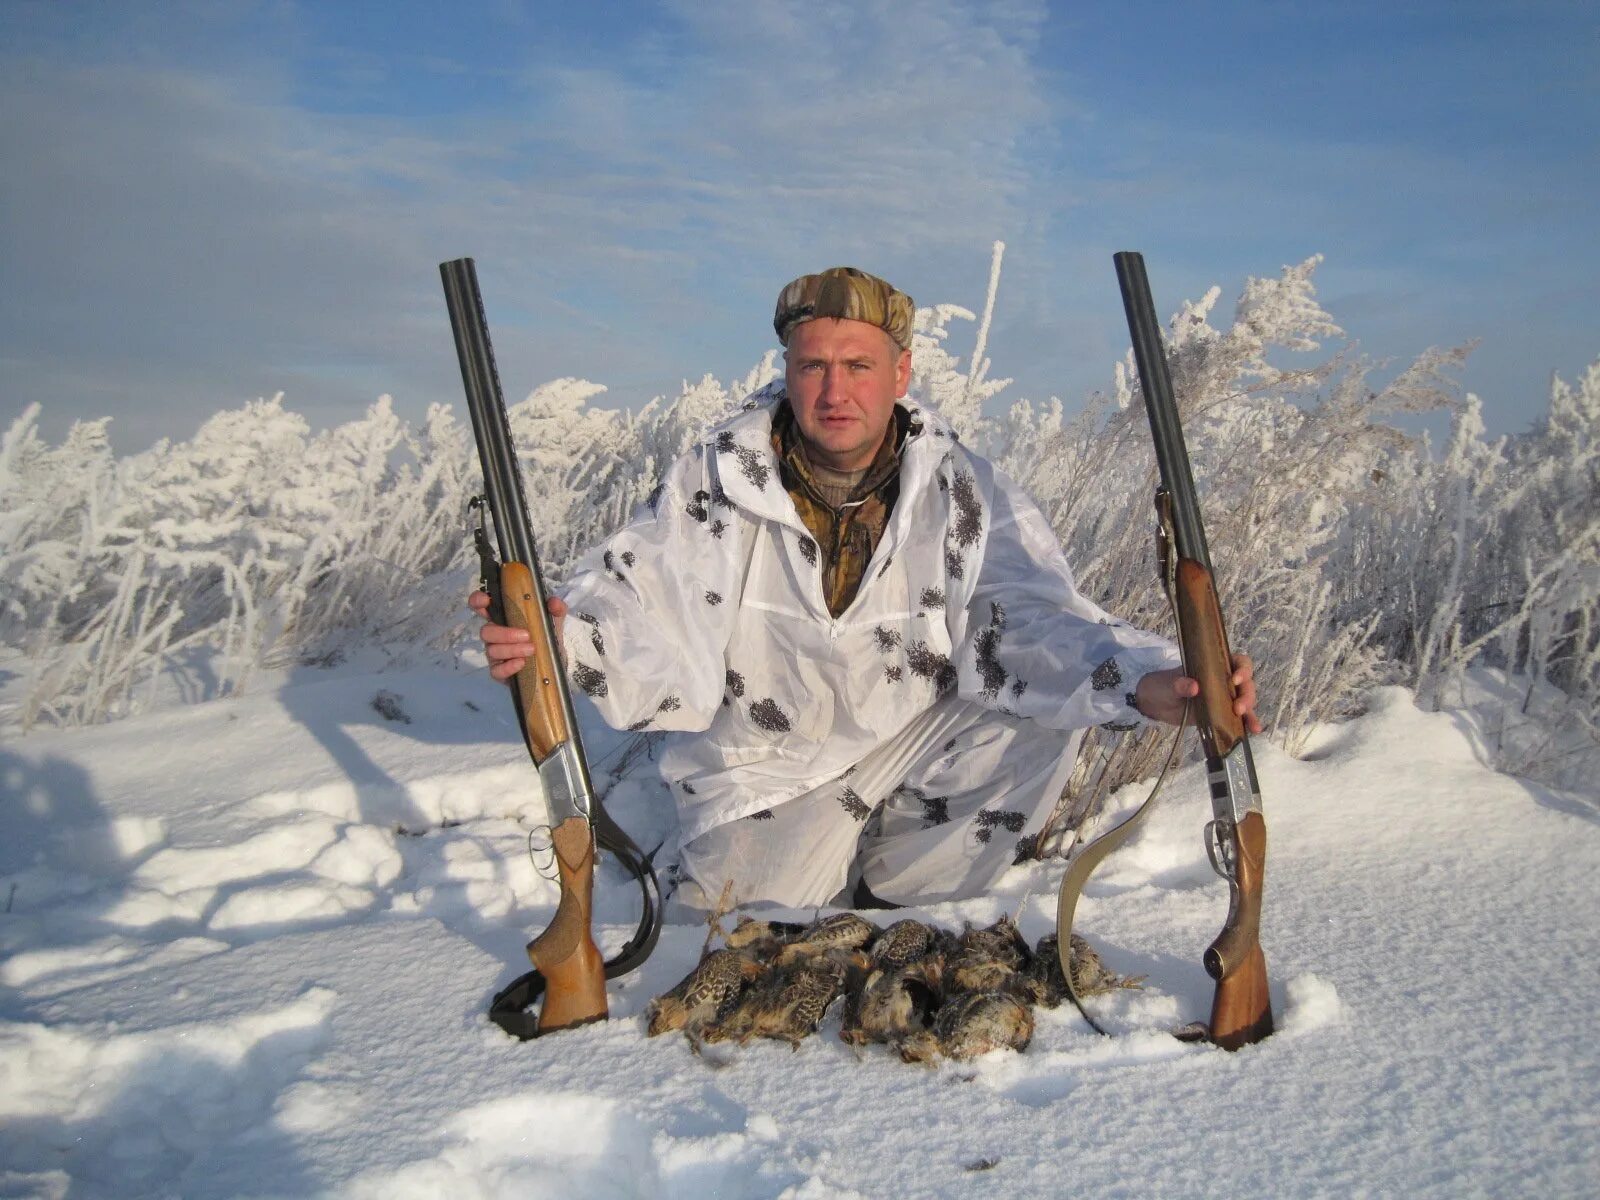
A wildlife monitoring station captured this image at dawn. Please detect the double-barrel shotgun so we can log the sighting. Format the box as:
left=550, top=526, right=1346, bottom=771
left=441, top=257, right=661, bottom=1038
left=1057, top=252, right=1273, bottom=1050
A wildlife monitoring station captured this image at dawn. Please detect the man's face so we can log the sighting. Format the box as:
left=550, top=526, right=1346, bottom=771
left=783, top=318, right=912, bottom=472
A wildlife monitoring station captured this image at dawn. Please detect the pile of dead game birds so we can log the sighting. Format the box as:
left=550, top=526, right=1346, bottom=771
left=644, top=913, right=1141, bottom=1063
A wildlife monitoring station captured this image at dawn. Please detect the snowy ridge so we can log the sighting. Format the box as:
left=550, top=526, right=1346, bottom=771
left=2, top=664, right=1596, bottom=1197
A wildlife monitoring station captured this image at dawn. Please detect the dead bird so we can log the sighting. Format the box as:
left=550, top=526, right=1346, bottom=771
left=1025, top=932, right=1145, bottom=1004
left=868, top=918, right=940, bottom=968
left=941, top=914, right=1035, bottom=995
left=1069, top=933, right=1145, bottom=997
left=723, top=916, right=809, bottom=958
left=772, top=912, right=878, bottom=965
left=897, top=988, right=1035, bottom=1064
left=955, top=914, right=1031, bottom=972
left=645, top=947, right=765, bottom=1038
left=1022, top=933, right=1071, bottom=1008
left=839, top=956, right=943, bottom=1048
left=702, top=949, right=862, bottom=1048
left=946, top=948, right=1028, bottom=997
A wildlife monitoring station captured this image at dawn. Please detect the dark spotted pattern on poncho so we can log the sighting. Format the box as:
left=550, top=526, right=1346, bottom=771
left=974, top=605, right=1009, bottom=701
left=1011, top=678, right=1029, bottom=700
left=873, top=626, right=902, bottom=652
left=878, top=553, right=894, bottom=578
left=919, top=587, right=945, bottom=610
left=838, top=787, right=871, bottom=821
left=974, top=809, right=1027, bottom=844
left=1091, top=657, right=1123, bottom=691
left=627, top=694, right=681, bottom=731
left=942, top=470, right=983, bottom=582
left=749, top=698, right=792, bottom=733
left=906, top=642, right=957, bottom=695
left=896, top=785, right=949, bottom=829
left=686, top=490, right=710, bottom=523
left=680, top=780, right=697, bottom=795
left=709, top=519, right=728, bottom=539
left=621, top=551, right=636, bottom=568
left=1013, top=832, right=1042, bottom=864
left=748, top=808, right=775, bottom=821
left=885, top=665, right=903, bottom=683
left=604, top=550, right=627, bottom=582
left=798, top=536, right=818, bottom=567
left=706, top=590, right=723, bottom=606
left=573, top=664, right=607, bottom=698
left=943, top=738, right=959, bottom=753
left=948, top=472, right=983, bottom=550
left=712, top=481, right=734, bottom=510
left=715, top=432, right=771, bottom=491
left=725, top=669, right=746, bottom=698
left=572, top=611, right=604, bottom=656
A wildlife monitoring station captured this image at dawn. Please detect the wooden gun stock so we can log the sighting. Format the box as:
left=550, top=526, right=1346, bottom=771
left=1206, top=811, right=1271, bottom=1050
left=501, top=559, right=607, bottom=1032
left=526, top=817, right=607, bottom=1031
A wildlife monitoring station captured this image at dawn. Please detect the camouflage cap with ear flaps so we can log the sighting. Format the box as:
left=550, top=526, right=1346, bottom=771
left=774, top=267, right=915, bottom=351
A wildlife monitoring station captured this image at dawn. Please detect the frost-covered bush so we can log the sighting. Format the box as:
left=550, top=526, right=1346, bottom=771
left=969, top=259, right=1473, bottom=828
left=3, top=253, right=1594, bottom=800
left=0, top=395, right=475, bottom=725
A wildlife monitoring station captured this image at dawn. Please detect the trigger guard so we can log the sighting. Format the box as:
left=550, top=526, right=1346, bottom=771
left=1204, top=819, right=1234, bottom=879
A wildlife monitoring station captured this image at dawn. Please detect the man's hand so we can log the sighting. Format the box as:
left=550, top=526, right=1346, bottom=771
left=1134, top=653, right=1262, bottom=733
left=469, top=590, right=566, bottom=683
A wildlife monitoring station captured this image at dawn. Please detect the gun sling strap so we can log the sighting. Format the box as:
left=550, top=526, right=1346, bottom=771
left=1056, top=495, right=1193, bottom=1037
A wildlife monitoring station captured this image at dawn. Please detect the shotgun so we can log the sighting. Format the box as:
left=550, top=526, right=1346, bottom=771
left=440, top=257, right=662, bottom=1038
left=1116, top=250, right=1272, bottom=1049
left=1056, top=253, right=1273, bottom=1050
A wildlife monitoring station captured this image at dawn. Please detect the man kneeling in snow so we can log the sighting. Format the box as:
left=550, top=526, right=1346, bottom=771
left=472, top=266, right=1259, bottom=910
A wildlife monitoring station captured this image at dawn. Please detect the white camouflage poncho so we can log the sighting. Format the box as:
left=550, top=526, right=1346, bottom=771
left=559, top=394, right=1179, bottom=847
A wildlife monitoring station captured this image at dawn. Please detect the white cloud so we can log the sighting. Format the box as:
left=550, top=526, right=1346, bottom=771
left=1, top=2, right=1061, bottom=450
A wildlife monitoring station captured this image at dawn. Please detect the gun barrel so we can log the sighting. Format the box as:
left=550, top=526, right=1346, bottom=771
left=1113, top=251, right=1212, bottom=572
left=440, top=258, right=593, bottom=790
left=441, top=259, right=536, bottom=568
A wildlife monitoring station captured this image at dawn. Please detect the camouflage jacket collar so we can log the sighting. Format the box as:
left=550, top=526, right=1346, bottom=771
left=705, top=387, right=955, bottom=527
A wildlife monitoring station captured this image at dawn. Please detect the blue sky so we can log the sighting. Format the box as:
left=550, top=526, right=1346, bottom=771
left=2, top=1, right=1595, bottom=452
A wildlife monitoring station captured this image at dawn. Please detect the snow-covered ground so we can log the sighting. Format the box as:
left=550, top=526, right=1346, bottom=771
left=2, top=662, right=1597, bottom=1199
